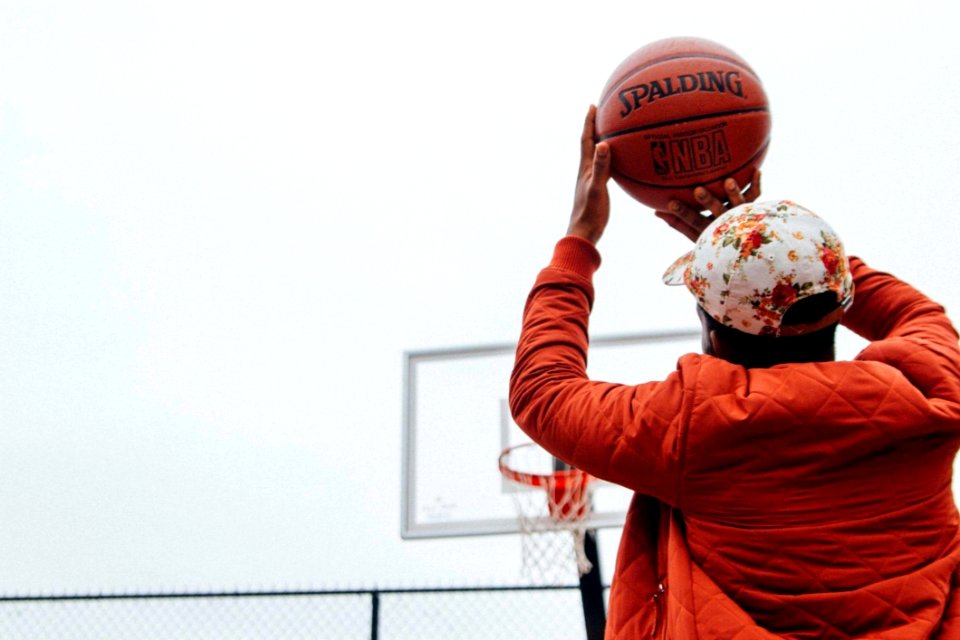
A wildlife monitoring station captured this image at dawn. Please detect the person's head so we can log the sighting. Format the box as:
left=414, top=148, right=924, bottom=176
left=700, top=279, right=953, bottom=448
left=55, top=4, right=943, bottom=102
left=663, top=200, right=854, bottom=368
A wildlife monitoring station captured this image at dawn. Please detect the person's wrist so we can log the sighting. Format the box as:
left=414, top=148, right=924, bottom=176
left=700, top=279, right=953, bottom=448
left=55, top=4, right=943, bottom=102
left=566, top=219, right=602, bottom=245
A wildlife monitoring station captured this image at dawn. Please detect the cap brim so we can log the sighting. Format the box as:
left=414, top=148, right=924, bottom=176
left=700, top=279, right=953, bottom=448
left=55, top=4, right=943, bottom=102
left=662, top=251, right=694, bottom=286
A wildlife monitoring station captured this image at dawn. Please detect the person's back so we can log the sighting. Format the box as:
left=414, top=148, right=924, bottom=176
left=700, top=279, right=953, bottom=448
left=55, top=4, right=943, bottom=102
left=676, top=356, right=960, bottom=634
left=672, top=245, right=960, bottom=633
left=509, top=106, right=960, bottom=637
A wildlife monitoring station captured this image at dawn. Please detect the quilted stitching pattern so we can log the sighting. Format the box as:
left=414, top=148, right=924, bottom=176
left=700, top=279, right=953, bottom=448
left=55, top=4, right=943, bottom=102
left=601, top=349, right=960, bottom=638
left=635, top=352, right=960, bottom=639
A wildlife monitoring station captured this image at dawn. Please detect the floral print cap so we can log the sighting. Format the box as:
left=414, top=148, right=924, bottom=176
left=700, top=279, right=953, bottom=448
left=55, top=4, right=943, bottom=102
left=662, top=200, right=854, bottom=336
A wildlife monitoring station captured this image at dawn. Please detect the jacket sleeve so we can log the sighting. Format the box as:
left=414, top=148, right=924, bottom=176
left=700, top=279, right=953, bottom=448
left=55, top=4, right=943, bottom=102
left=508, top=236, right=687, bottom=503
left=842, top=256, right=960, bottom=398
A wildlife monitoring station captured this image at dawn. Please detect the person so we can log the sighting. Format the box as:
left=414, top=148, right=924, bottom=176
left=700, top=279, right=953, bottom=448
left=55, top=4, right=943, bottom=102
left=509, top=105, right=960, bottom=638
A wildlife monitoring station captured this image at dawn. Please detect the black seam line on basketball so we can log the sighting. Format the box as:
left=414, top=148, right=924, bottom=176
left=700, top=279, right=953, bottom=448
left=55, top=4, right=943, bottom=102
left=613, top=138, right=770, bottom=190
left=598, top=53, right=761, bottom=108
left=596, top=108, right=769, bottom=142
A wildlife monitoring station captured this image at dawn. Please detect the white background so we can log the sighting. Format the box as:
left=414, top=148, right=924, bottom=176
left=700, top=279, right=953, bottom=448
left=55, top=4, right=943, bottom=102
left=0, top=0, right=958, bottom=593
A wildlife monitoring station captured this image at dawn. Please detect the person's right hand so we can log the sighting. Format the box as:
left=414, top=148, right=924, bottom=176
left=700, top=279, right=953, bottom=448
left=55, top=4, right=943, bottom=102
left=654, top=170, right=762, bottom=242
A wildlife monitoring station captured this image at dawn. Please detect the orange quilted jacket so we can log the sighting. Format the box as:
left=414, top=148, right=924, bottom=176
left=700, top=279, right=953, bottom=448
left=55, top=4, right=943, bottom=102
left=510, top=236, right=960, bottom=638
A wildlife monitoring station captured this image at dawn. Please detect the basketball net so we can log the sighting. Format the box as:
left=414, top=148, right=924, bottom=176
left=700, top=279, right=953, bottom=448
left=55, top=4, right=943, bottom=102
left=499, top=444, right=594, bottom=584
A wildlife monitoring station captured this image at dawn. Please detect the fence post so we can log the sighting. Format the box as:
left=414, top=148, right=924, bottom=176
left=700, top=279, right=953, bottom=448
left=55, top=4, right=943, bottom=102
left=370, top=591, right=380, bottom=640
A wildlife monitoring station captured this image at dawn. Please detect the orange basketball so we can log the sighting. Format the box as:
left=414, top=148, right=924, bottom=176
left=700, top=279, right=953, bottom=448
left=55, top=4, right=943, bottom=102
left=595, top=37, right=771, bottom=212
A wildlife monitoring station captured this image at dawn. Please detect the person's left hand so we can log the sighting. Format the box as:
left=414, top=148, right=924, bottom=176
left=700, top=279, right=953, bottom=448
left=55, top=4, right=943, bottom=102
left=654, top=170, right=762, bottom=242
left=567, top=105, right=612, bottom=245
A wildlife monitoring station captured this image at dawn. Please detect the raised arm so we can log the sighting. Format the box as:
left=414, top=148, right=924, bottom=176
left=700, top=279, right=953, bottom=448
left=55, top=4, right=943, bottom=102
left=508, top=107, right=686, bottom=500
left=842, top=258, right=959, bottom=348
left=843, top=257, right=960, bottom=399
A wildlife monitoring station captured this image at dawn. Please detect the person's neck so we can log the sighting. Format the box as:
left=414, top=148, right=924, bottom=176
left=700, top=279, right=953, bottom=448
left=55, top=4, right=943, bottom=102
left=727, top=346, right=836, bottom=369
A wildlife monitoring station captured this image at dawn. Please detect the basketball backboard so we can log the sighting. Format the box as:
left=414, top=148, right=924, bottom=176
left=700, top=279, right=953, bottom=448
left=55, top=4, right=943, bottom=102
left=401, top=330, right=702, bottom=539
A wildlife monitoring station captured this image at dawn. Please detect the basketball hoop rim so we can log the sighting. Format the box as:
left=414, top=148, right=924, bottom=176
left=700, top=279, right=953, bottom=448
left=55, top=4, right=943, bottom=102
left=498, top=443, right=592, bottom=491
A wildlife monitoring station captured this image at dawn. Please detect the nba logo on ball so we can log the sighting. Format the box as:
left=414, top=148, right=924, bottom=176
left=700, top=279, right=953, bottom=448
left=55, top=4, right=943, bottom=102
left=596, top=37, right=771, bottom=211
left=655, top=129, right=732, bottom=177
left=651, top=141, right=670, bottom=176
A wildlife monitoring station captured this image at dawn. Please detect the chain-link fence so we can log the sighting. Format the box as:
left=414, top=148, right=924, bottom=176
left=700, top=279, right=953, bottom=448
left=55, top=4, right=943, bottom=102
left=0, top=584, right=608, bottom=639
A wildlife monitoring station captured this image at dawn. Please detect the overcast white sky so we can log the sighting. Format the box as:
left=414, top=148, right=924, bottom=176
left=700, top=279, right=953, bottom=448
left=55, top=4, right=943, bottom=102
left=0, top=0, right=959, bottom=594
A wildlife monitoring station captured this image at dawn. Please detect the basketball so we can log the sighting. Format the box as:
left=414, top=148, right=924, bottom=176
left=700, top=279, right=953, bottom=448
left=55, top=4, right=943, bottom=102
left=595, top=37, right=771, bottom=212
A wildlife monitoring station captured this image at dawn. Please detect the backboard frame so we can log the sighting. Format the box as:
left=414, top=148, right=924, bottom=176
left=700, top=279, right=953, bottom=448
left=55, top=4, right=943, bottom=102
left=401, top=329, right=701, bottom=540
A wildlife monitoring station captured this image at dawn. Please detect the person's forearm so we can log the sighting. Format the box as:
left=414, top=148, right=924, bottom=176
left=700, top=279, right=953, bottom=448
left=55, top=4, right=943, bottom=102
left=509, top=236, right=599, bottom=445
left=841, top=257, right=958, bottom=347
